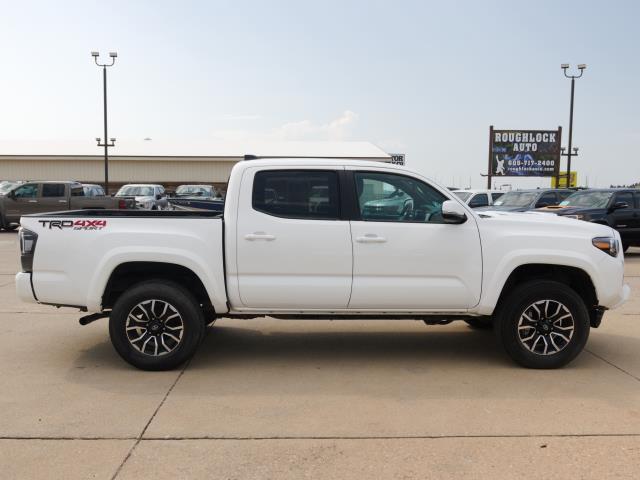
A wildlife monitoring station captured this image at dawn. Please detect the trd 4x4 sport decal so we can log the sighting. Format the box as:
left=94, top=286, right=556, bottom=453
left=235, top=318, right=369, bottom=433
left=38, top=220, right=107, bottom=230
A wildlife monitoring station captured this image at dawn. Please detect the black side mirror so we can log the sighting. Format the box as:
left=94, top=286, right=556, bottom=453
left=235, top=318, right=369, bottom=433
left=609, top=201, right=629, bottom=213
left=156, top=194, right=162, bottom=200
left=7, top=190, right=16, bottom=199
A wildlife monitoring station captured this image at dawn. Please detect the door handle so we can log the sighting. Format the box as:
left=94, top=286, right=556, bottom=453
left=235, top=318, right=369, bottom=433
left=58, top=200, right=67, bottom=203
left=245, top=232, right=276, bottom=241
left=356, top=234, right=387, bottom=243
left=28, top=200, right=38, bottom=203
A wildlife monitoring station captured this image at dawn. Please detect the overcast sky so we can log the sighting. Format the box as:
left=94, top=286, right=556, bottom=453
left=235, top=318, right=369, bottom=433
left=1, top=0, right=638, bottom=188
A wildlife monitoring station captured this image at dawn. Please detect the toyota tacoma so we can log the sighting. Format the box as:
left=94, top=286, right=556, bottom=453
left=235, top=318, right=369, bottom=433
left=15, top=159, right=630, bottom=370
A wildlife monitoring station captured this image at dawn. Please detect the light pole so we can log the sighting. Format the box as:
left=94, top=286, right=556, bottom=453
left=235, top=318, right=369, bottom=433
left=561, top=63, right=586, bottom=187
left=91, top=51, right=117, bottom=194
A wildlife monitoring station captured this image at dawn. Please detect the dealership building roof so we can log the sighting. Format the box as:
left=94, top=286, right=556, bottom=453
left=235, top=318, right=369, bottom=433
left=0, top=140, right=391, bottom=188
left=0, top=139, right=390, bottom=160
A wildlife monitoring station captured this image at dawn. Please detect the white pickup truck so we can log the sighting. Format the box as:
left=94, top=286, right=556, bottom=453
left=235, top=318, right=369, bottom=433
left=15, top=159, right=630, bottom=370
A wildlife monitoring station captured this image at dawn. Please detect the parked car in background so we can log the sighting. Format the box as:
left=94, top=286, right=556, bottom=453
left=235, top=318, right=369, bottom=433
left=168, top=184, right=224, bottom=213
left=115, top=184, right=168, bottom=210
left=0, top=181, right=133, bottom=230
left=537, top=188, right=640, bottom=252
left=452, top=189, right=505, bottom=208
left=477, top=188, right=573, bottom=212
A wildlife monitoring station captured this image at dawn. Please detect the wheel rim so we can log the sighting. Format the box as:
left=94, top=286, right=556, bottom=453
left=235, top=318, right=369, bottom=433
left=517, top=300, right=574, bottom=356
left=125, top=300, right=184, bottom=356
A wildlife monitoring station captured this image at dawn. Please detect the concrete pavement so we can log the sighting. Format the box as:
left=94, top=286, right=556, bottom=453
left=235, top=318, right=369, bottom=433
left=0, top=229, right=638, bottom=479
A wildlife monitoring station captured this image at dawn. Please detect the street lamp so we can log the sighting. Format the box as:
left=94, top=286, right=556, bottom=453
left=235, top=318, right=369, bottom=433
left=561, top=63, right=586, bottom=187
left=92, top=51, right=117, bottom=194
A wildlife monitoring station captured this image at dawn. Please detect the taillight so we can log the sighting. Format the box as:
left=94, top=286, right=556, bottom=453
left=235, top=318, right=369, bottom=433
left=118, top=199, right=126, bottom=209
left=19, top=228, right=38, bottom=272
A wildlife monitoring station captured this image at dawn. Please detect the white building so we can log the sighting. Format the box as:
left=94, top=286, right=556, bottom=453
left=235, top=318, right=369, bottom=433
left=0, top=140, right=391, bottom=191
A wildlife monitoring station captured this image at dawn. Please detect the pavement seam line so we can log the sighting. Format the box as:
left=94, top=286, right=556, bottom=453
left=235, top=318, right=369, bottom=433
left=2, top=433, right=640, bottom=441
left=585, top=349, right=640, bottom=383
left=110, top=361, right=190, bottom=480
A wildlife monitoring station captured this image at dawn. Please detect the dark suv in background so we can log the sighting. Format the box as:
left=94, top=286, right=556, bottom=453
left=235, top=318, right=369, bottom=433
left=476, top=188, right=573, bottom=212
left=538, top=189, right=640, bottom=252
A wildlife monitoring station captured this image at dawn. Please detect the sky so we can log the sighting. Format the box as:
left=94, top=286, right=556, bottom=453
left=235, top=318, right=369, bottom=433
left=1, top=0, right=638, bottom=188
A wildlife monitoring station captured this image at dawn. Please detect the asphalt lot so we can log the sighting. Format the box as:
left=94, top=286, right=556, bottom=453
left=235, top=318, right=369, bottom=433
left=0, top=229, right=638, bottom=479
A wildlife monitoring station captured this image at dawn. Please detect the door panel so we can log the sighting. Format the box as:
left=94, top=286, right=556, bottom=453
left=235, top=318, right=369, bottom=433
left=5, top=183, right=40, bottom=222
left=348, top=170, right=482, bottom=310
left=235, top=167, right=352, bottom=309
left=38, top=183, right=68, bottom=214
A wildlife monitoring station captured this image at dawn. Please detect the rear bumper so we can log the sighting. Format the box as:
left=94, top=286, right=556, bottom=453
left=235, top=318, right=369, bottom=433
left=15, top=272, right=37, bottom=304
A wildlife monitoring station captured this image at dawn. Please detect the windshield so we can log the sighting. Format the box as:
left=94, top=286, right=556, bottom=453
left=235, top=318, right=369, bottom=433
left=560, top=191, right=613, bottom=208
left=0, top=182, right=19, bottom=193
left=116, top=186, right=154, bottom=197
left=493, top=191, right=537, bottom=207
left=453, top=191, right=472, bottom=202
left=176, top=185, right=212, bottom=196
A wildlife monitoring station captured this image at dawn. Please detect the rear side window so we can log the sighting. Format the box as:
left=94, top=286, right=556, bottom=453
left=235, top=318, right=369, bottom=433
left=42, top=184, right=66, bottom=197
left=252, top=170, right=340, bottom=220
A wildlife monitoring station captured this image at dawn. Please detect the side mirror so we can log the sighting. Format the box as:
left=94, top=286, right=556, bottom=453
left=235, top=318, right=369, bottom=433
left=156, top=194, right=162, bottom=200
left=442, top=200, right=468, bottom=224
left=7, top=190, right=16, bottom=199
left=609, top=201, right=629, bottom=213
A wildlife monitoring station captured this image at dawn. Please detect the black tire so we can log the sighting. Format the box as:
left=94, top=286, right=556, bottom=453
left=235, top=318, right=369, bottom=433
left=4, top=224, right=17, bottom=231
left=109, top=280, right=205, bottom=370
left=494, top=280, right=590, bottom=369
left=464, top=317, right=493, bottom=329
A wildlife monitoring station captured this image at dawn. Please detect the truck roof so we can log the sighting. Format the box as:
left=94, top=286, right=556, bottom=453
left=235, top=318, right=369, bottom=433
left=236, top=157, right=403, bottom=171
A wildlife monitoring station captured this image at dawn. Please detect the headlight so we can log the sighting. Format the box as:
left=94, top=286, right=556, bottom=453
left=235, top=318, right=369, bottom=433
left=592, top=236, right=619, bottom=257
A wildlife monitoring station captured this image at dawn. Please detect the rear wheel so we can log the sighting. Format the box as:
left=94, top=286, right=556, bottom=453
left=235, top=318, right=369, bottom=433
left=494, top=280, right=589, bottom=369
left=109, top=280, right=205, bottom=370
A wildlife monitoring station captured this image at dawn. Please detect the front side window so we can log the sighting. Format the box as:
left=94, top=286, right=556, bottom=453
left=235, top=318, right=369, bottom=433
left=42, top=184, right=66, bottom=198
left=72, top=186, right=85, bottom=197
left=355, top=172, right=447, bottom=223
left=614, top=192, right=634, bottom=208
left=252, top=170, right=340, bottom=220
left=13, top=184, right=38, bottom=198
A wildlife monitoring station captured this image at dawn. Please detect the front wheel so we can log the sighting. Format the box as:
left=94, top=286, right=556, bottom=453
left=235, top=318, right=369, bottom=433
left=109, top=280, right=205, bottom=370
left=494, top=280, right=590, bottom=369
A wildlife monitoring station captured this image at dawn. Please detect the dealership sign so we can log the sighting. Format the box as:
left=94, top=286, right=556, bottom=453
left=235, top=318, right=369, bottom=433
left=390, top=153, right=405, bottom=165
left=489, top=128, right=561, bottom=177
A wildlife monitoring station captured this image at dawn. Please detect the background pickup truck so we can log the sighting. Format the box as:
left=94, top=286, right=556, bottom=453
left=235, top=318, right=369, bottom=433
left=15, top=159, right=630, bottom=371
left=1, top=181, right=133, bottom=230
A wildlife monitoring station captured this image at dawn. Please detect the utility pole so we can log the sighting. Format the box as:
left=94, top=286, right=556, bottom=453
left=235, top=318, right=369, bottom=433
left=92, top=51, right=118, bottom=194
left=561, top=64, right=586, bottom=187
